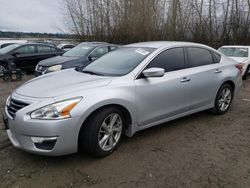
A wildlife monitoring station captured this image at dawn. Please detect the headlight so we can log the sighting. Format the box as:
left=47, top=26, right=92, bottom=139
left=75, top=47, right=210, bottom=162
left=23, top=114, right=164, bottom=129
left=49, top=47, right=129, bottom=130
left=30, top=97, right=82, bottom=120
left=47, top=65, right=62, bottom=72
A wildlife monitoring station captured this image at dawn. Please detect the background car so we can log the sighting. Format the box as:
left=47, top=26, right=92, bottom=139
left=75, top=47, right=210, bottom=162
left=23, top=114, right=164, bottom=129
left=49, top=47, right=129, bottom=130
left=35, top=42, right=119, bottom=76
left=218, top=45, right=250, bottom=80
left=0, top=40, right=28, bottom=49
left=3, top=42, right=242, bottom=157
left=57, top=43, right=76, bottom=51
left=0, top=43, right=64, bottom=76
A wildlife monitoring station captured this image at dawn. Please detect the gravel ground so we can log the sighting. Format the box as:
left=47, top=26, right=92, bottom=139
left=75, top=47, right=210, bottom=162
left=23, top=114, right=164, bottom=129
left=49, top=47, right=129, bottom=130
left=0, top=75, right=250, bottom=188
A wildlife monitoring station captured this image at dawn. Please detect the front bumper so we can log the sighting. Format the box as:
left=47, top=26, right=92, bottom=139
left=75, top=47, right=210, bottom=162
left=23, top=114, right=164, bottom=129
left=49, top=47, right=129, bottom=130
left=3, top=95, right=83, bottom=156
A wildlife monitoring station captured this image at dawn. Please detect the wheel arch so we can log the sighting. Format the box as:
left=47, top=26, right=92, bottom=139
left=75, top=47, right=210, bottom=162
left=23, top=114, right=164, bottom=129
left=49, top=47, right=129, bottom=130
left=77, top=102, right=135, bottom=146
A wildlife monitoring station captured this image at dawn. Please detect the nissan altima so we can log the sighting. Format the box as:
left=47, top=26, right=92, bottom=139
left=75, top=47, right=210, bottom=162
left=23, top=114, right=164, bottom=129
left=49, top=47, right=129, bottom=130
left=3, top=42, right=242, bottom=157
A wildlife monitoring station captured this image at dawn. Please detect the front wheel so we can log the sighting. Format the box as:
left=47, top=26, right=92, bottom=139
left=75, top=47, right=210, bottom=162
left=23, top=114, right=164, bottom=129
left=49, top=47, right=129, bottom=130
left=0, top=65, right=6, bottom=77
left=79, top=107, right=124, bottom=157
left=211, top=84, right=233, bottom=115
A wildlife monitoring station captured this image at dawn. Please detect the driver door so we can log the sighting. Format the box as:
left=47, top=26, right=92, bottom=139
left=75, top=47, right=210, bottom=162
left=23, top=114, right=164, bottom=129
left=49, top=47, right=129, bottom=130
left=12, top=44, right=37, bottom=72
left=135, top=48, right=191, bottom=127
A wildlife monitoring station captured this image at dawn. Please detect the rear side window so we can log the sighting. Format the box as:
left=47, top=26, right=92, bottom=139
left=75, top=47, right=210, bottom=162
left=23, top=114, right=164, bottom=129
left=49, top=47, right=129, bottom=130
left=146, top=48, right=185, bottom=72
left=14, top=45, right=36, bottom=54
left=213, top=52, right=221, bottom=63
left=187, top=47, right=214, bottom=68
left=37, top=45, right=51, bottom=53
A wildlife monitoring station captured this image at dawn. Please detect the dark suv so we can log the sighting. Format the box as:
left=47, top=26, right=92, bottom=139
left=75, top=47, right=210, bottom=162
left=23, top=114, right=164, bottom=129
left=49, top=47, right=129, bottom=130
left=34, top=42, right=119, bottom=76
left=0, top=43, right=64, bottom=76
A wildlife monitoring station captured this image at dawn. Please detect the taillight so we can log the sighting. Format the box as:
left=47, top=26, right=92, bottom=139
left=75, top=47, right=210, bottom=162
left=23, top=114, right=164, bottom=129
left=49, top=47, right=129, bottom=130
left=235, top=63, right=243, bottom=74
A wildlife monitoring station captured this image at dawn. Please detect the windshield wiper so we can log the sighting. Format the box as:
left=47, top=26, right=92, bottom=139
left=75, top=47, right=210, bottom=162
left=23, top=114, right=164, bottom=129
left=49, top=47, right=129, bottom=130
left=81, top=70, right=104, bottom=76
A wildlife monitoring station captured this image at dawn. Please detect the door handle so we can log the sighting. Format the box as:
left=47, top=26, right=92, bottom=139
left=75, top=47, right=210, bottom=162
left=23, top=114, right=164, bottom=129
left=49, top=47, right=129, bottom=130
left=214, top=69, right=222, bottom=73
left=180, top=77, right=191, bottom=83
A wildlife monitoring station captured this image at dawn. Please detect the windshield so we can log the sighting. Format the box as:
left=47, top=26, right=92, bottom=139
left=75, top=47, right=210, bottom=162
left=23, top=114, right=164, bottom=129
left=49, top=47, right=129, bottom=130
left=0, top=44, right=21, bottom=54
left=218, top=47, right=249, bottom=57
left=82, top=47, right=155, bottom=76
left=63, top=45, right=93, bottom=57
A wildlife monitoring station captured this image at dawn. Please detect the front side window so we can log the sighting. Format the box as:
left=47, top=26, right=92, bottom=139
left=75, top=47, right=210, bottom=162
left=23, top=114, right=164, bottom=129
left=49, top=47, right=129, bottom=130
left=83, top=47, right=155, bottom=76
left=187, top=47, right=214, bottom=68
left=218, top=47, right=249, bottom=58
left=37, top=45, right=51, bottom=53
left=90, top=46, right=109, bottom=58
left=13, top=45, right=36, bottom=54
left=146, top=48, right=185, bottom=72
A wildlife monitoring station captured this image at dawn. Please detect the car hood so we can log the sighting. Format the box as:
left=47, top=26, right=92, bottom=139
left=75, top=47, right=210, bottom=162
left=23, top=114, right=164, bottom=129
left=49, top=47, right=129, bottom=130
left=0, top=54, right=14, bottom=61
left=15, top=69, right=112, bottom=98
left=229, top=57, right=248, bottom=63
left=38, top=56, right=82, bottom=67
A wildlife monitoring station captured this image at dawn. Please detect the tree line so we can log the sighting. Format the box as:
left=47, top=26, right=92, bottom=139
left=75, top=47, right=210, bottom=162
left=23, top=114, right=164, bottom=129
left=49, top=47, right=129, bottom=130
left=63, top=0, right=250, bottom=48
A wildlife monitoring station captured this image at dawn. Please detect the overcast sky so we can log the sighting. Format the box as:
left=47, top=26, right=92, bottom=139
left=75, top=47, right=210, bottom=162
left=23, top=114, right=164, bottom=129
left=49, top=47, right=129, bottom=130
left=0, top=0, right=67, bottom=33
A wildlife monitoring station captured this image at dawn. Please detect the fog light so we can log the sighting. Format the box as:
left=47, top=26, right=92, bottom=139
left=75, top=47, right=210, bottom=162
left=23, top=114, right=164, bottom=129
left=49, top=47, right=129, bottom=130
left=31, top=136, right=58, bottom=150
left=31, top=136, right=58, bottom=144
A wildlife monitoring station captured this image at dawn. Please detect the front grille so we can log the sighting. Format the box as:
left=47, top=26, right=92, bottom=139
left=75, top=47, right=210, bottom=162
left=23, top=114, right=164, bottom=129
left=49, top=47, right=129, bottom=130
left=36, top=65, right=47, bottom=72
left=7, top=98, right=29, bottom=118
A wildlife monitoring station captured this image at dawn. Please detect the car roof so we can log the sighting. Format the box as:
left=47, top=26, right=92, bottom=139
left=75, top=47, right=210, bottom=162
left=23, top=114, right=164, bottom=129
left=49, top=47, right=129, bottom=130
left=219, top=45, right=250, bottom=48
left=78, top=42, right=118, bottom=47
left=125, top=41, right=205, bottom=49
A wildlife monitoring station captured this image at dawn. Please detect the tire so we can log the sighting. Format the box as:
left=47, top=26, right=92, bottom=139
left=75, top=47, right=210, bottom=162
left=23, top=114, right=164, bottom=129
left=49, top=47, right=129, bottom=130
left=79, top=107, right=125, bottom=157
left=211, top=83, right=233, bottom=115
left=0, top=64, right=6, bottom=78
left=243, top=65, right=250, bottom=80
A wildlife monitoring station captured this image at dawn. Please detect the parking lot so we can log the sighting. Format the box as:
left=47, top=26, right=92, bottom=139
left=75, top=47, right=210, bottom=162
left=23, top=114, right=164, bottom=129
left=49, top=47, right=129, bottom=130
left=0, top=75, right=250, bottom=188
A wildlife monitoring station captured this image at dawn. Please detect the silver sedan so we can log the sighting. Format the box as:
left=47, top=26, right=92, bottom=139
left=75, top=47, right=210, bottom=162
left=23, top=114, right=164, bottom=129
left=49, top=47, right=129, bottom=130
left=3, top=42, right=242, bottom=157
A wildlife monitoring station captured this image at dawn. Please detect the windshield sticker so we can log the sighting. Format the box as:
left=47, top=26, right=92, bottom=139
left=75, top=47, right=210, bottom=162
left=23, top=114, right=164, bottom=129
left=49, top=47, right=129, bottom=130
left=135, top=49, right=150, bottom=56
left=239, top=48, right=248, bottom=52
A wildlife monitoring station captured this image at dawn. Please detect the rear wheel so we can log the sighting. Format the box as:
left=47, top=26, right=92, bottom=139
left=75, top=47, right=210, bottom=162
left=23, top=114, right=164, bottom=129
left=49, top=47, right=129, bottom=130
left=79, top=107, right=124, bottom=157
left=211, top=84, right=233, bottom=115
left=243, top=65, right=250, bottom=80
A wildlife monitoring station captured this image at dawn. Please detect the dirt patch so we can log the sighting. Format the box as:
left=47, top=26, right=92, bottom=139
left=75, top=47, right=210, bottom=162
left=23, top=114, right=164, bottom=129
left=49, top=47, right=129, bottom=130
left=0, top=76, right=250, bottom=187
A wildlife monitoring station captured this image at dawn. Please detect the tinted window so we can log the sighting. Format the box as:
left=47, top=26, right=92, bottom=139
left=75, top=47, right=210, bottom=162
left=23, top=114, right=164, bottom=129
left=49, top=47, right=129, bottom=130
left=146, top=48, right=185, bottom=72
left=90, top=46, right=109, bottom=58
left=213, top=52, right=221, bottom=63
left=187, top=47, right=214, bottom=68
left=37, top=45, right=51, bottom=53
left=83, top=47, right=155, bottom=76
left=14, top=45, right=36, bottom=54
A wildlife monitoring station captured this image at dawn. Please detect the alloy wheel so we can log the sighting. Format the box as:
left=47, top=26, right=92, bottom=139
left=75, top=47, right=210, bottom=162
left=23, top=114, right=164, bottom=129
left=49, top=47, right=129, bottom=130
left=0, top=65, right=5, bottom=77
left=218, top=87, right=232, bottom=111
left=98, top=113, right=123, bottom=151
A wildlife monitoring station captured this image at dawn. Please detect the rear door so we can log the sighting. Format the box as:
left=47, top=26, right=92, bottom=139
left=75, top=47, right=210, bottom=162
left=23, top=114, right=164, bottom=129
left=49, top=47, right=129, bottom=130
left=185, top=47, right=222, bottom=110
left=36, top=45, right=61, bottom=63
left=135, top=47, right=191, bottom=126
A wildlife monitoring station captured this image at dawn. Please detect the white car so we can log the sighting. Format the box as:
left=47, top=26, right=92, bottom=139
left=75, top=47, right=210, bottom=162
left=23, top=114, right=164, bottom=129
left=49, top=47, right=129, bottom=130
left=218, top=46, right=250, bottom=80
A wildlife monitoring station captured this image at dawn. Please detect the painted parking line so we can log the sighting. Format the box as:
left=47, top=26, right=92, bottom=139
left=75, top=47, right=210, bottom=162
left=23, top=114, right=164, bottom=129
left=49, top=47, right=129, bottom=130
left=242, top=99, right=250, bottom=102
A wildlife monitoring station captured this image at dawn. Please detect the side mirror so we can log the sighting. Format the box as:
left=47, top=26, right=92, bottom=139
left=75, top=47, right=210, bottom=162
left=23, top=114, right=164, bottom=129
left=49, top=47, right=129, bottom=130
left=142, top=68, right=165, bottom=78
left=12, top=52, right=20, bottom=57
